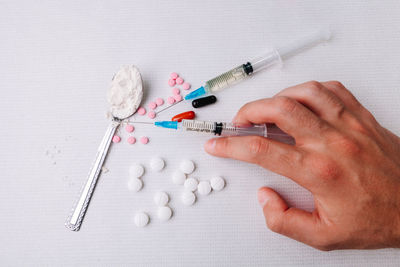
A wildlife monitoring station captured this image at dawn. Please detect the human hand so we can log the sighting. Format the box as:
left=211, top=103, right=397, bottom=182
left=204, top=81, right=400, bottom=250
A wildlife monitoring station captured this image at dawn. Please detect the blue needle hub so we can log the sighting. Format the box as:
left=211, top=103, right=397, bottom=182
left=154, top=121, right=178, bottom=129
left=184, top=86, right=206, bottom=100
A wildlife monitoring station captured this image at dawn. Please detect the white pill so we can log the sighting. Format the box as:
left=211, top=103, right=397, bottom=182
left=150, top=157, right=165, bottom=172
left=129, top=164, right=144, bottom=178
left=198, top=180, right=212, bottom=195
left=182, top=191, right=196, bottom=206
left=210, top=176, right=225, bottom=191
left=179, top=159, right=195, bottom=174
left=127, top=177, right=143, bottom=192
left=157, top=206, right=172, bottom=221
left=134, top=212, right=149, bottom=227
left=184, top=177, right=198, bottom=192
left=153, top=191, right=169, bottom=206
left=172, top=170, right=186, bottom=185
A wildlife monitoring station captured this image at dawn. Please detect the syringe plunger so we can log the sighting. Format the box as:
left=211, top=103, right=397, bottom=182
left=276, top=28, right=332, bottom=60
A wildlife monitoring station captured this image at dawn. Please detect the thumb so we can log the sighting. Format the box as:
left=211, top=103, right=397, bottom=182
left=258, top=187, right=323, bottom=248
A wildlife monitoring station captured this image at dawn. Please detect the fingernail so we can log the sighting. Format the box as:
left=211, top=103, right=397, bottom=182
left=204, top=139, right=216, bottom=152
left=257, top=189, right=270, bottom=207
left=231, top=116, right=238, bottom=124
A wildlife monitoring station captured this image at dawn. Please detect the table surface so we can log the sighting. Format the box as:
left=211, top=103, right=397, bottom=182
left=1, top=0, right=400, bottom=266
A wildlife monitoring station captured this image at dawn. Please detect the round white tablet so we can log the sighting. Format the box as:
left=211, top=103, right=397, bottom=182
left=154, top=191, right=169, bottom=206
left=182, top=191, right=196, bottom=206
left=184, top=177, right=199, bottom=192
left=129, top=164, right=144, bottom=178
left=134, top=212, right=149, bottom=227
left=157, top=206, right=172, bottom=221
left=179, top=159, right=195, bottom=174
left=198, top=180, right=212, bottom=195
left=127, top=177, right=143, bottom=192
left=172, top=170, right=186, bottom=185
left=150, top=157, right=165, bottom=172
left=210, top=176, right=225, bottom=191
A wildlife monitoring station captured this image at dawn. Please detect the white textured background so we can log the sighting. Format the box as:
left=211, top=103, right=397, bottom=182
left=1, top=0, right=400, bottom=266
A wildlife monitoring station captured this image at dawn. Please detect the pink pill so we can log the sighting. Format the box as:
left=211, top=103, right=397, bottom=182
left=148, top=111, right=156, bottom=119
left=156, top=98, right=164, bottom=106
left=148, top=102, right=157, bottom=110
left=125, top=125, right=134, bottom=133
left=176, top=77, right=184, bottom=85
left=138, top=107, right=146, bottom=115
left=127, top=136, right=136, bottom=144
left=140, top=136, right=149, bottom=144
left=167, top=96, right=175, bottom=104
left=182, top=82, right=191, bottom=90
left=172, top=88, right=180, bottom=95
left=170, top=72, right=179, bottom=79
left=168, top=79, right=176, bottom=87
left=112, top=135, right=121, bottom=143
left=174, top=94, right=183, bottom=102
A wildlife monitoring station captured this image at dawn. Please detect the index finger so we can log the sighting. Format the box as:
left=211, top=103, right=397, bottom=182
left=233, top=97, right=329, bottom=142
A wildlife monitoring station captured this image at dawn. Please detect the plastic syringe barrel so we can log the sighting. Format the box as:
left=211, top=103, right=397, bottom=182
left=250, top=28, right=331, bottom=73
left=221, top=123, right=295, bottom=145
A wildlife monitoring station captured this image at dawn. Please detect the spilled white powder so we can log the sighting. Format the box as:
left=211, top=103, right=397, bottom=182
left=107, top=65, right=143, bottom=119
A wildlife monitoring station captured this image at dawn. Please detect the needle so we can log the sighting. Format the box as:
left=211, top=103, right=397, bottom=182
left=125, top=121, right=153, bottom=125
left=155, top=100, right=184, bottom=115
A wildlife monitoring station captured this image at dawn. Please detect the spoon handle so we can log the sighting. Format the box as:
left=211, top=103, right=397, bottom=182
left=65, top=121, right=120, bottom=231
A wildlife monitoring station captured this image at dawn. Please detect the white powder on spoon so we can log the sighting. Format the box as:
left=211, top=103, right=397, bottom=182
left=107, top=65, right=143, bottom=120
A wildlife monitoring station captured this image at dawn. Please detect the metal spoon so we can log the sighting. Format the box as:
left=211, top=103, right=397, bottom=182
left=65, top=66, right=143, bottom=231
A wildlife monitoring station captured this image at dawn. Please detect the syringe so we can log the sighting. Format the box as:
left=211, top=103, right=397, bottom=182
left=152, top=119, right=295, bottom=144
left=184, top=28, right=331, bottom=100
